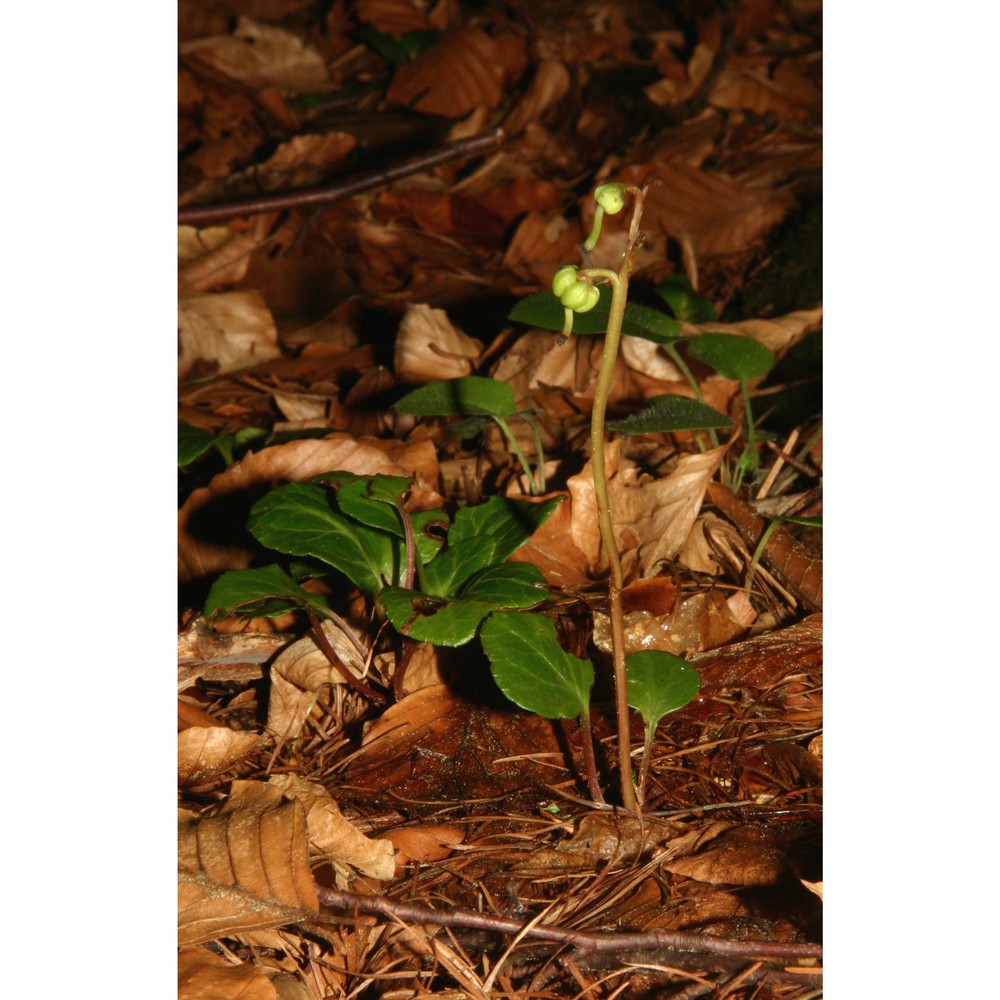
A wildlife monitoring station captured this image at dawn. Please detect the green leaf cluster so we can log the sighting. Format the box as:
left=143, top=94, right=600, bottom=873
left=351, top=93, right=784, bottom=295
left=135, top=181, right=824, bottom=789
left=205, top=473, right=561, bottom=648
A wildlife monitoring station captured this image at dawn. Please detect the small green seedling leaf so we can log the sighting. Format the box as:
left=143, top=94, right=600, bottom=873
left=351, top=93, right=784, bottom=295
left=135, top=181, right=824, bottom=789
left=357, top=26, right=441, bottom=66
left=248, top=482, right=391, bottom=595
left=481, top=612, right=594, bottom=720
left=205, top=564, right=328, bottom=621
left=686, top=333, right=775, bottom=381
left=626, top=651, right=701, bottom=740
left=655, top=275, right=716, bottom=322
left=607, top=395, right=734, bottom=434
left=178, top=423, right=217, bottom=466
left=509, top=290, right=682, bottom=344
left=394, top=376, right=516, bottom=418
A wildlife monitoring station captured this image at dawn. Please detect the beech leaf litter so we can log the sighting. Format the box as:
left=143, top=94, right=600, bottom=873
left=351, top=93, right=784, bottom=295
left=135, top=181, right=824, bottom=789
left=179, top=1, right=822, bottom=996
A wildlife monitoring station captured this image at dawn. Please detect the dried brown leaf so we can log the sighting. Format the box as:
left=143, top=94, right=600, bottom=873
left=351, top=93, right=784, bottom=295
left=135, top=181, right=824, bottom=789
left=384, top=823, right=466, bottom=868
left=178, top=794, right=319, bottom=946
left=503, top=58, right=571, bottom=135
left=178, top=225, right=257, bottom=292
left=345, top=685, right=565, bottom=809
left=266, top=621, right=368, bottom=741
left=179, top=18, right=330, bottom=91
left=178, top=727, right=262, bottom=788
left=178, top=435, right=440, bottom=584
left=642, top=159, right=796, bottom=260
left=567, top=443, right=726, bottom=579
left=662, top=842, right=789, bottom=887
left=354, top=0, right=431, bottom=35
left=178, top=290, right=281, bottom=379
left=178, top=947, right=277, bottom=1000
left=386, top=26, right=503, bottom=118
left=393, top=303, right=483, bottom=384
left=269, top=774, right=395, bottom=885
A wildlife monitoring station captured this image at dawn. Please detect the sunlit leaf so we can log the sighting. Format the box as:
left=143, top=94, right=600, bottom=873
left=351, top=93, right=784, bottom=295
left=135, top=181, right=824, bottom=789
left=382, top=589, right=497, bottom=646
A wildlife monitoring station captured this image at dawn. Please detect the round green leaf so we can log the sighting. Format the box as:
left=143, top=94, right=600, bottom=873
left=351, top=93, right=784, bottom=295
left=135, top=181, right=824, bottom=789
left=626, top=651, right=701, bottom=730
left=686, top=333, right=775, bottom=380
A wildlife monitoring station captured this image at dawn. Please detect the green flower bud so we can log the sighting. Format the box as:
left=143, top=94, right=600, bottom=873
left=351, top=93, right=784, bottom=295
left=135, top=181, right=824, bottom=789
left=551, top=265, right=580, bottom=298
left=561, top=282, right=600, bottom=313
left=593, top=183, right=626, bottom=215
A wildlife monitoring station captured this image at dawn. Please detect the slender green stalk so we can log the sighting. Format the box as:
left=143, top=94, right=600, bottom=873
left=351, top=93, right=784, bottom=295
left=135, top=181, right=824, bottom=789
left=581, top=187, right=648, bottom=812
left=521, top=413, right=548, bottom=494
left=493, top=415, right=540, bottom=495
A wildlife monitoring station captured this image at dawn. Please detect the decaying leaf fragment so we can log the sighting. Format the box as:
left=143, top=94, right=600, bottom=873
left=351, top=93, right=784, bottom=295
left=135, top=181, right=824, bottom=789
left=178, top=726, right=261, bottom=787
left=268, top=774, right=396, bottom=886
left=568, top=442, right=726, bottom=579
left=393, top=303, right=483, bottom=384
left=178, top=290, right=281, bottom=379
left=266, top=621, right=369, bottom=742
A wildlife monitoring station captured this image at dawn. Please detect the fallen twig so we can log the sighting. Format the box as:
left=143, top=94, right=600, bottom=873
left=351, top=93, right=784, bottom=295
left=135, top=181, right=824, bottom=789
left=178, top=129, right=505, bottom=227
left=314, top=885, right=821, bottom=965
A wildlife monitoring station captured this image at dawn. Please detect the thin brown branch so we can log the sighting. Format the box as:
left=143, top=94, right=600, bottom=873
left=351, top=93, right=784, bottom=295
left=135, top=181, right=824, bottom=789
left=178, top=129, right=505, bottom=226
left=313, top=885, right=822, bottom=965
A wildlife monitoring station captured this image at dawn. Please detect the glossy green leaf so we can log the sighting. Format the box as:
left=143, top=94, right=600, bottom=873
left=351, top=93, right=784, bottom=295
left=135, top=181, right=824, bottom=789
left=606, top=395, right=734, bottom=434
left=458, top=563, right=547, bottom=606
left=480, top=612, right=593, bottom=720
left=655, top=274, right=716, bottom=322
left=178, top=423, right=217, bottom=466
left=394, top=376, right=516, bottom=418
left=509, top=289, right=682, bottom=343
left=248, top=483, right=391, bottom=594
left=381, top=589, right=496, bottom=647
left=422, top=495, right=562, bottom=597
left=205, top=564, right=328, bottom=621
left=626, top=651, right=701, bottom=737
left=686, top=333, right=775, bottom=380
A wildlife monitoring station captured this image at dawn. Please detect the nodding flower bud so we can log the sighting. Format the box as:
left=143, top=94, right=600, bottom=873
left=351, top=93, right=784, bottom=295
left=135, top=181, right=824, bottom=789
left=593, top=182, right=626, bottom=215
left=551, top=265, right=581, bottom=298
left=561, top=281, right=600, bottom=313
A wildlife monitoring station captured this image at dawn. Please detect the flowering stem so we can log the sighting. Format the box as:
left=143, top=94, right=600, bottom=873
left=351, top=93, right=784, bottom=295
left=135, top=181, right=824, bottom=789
left=581, top=186, right=647, bottom=811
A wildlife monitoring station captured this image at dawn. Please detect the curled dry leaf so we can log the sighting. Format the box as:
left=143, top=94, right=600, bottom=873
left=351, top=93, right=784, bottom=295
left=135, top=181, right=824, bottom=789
left=269, top=774, right=395, bottom=886
left=178, top=726, right=261, bottom=788
left=382, top=823, right=466, bottom=870
left=662, top=842, right=790, bottom=887
left=179, top=18, right=330, bottom=91
left=178, top=793, right=318, bottom=946
left=178, top=435, right=440, bottom=584
left=393, top=303, right=483, bottom=384
left=178, top=290, right=281, bottom=379
left=267, top=621, right=368, bottom=742
left=178, top=225, right=257, bottom=292
left=386, top=26, right=503, bottom=119
left=567, top=442, right=726, bottom=579
left=354, top=0, right=431, bottom=35
left=503, top=58, right=571, bottom=136
left=178, top=947, right=277, bottom=1000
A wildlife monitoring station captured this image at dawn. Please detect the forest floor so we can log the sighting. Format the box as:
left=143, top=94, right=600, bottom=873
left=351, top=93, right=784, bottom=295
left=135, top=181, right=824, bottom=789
left=178, top=2, right=823, bottom=997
